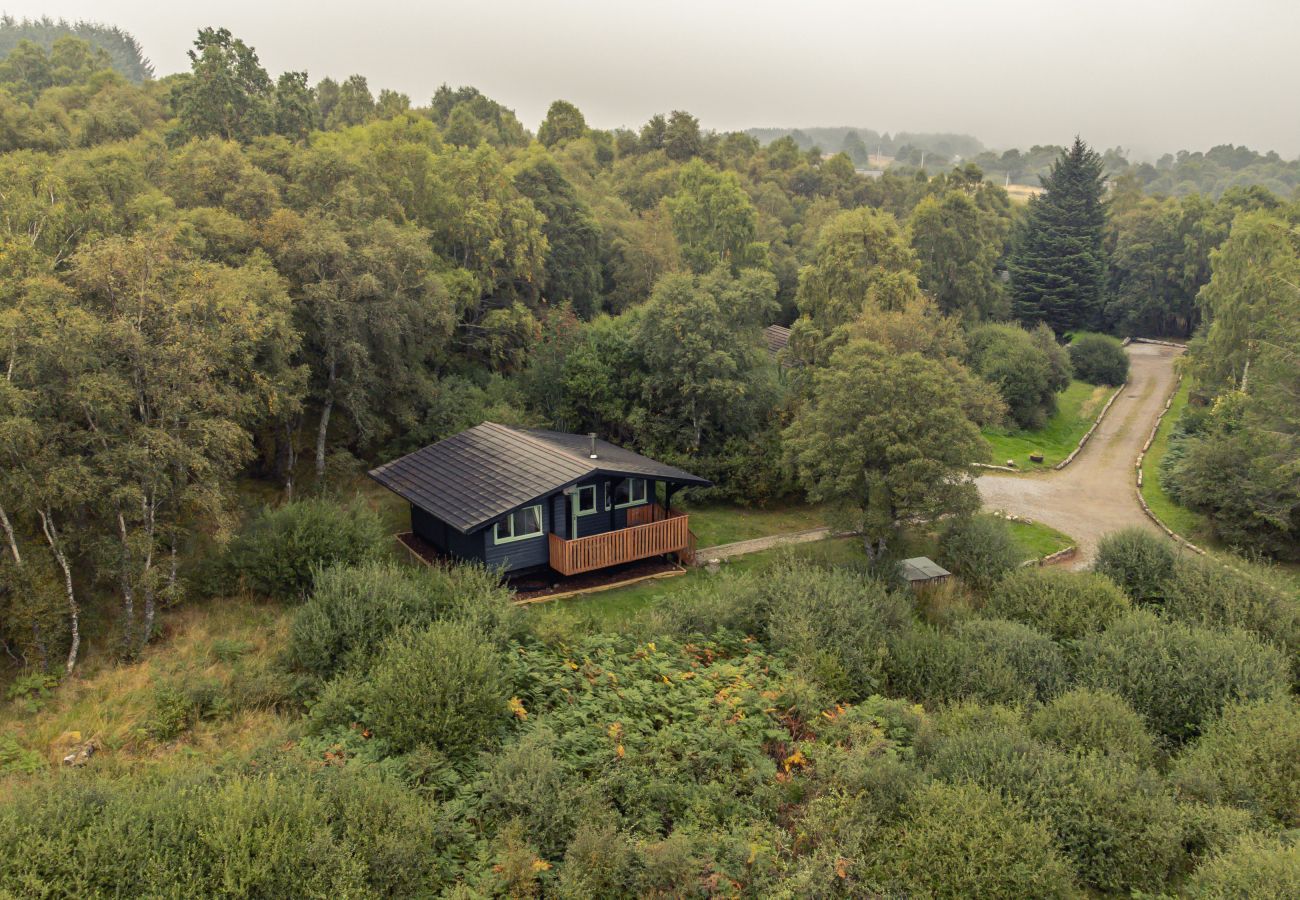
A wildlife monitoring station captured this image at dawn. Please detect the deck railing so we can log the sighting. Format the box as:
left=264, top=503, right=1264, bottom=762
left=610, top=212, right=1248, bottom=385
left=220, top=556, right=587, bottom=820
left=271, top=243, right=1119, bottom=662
left=549, top=509, right=692, bottom=576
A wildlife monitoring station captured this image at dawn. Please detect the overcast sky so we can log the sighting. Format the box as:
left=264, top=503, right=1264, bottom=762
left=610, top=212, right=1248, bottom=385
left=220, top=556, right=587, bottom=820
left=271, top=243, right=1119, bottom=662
left=7, top=0, right=1299, bottom=158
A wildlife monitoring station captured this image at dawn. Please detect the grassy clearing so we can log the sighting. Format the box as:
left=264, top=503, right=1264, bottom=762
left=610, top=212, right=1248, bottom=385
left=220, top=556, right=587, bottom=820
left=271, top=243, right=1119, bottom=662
left=1006, top=520, right=1075, bottom=559
left=1139, top=377, right=1210, bottom=541
left=983, top=380, right=1112, bottom=469
left=1, top=596, right=295, bottom=772
left=680, top=501, right=828, bottom=548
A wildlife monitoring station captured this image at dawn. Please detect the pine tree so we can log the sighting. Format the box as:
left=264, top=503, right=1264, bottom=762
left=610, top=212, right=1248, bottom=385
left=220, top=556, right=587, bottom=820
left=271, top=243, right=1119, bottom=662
left=1009, top=137, right=1108, bottom=332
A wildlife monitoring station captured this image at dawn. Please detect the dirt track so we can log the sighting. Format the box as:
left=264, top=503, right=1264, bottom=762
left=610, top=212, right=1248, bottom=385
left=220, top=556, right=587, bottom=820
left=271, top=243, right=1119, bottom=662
left=977, top=342, right=1183, bottom=567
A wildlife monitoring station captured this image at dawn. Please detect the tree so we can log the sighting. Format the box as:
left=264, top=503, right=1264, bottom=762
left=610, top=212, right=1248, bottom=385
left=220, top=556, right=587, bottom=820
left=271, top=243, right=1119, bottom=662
left=327, top=74, right=374, bottom=129
left=272, top=70, right=316, bottom=141
left=967, top=322, right=1072, bottom=429
left=174, top=27, right=274, bottom=143
left=1009, top=137, right=1108, bottom=332
left=793, top=206, right=921, bottom=343
left=909, top=182, right=1011, bottom=321
left=665, top=159, right=765, bottom=274
left=511, top=149, right=602, bottom=317
left=784, top=338, right=985, bottom=558
left=537, top=99, right=586, bottom=147
left=663, top=110, right=702, bottom=161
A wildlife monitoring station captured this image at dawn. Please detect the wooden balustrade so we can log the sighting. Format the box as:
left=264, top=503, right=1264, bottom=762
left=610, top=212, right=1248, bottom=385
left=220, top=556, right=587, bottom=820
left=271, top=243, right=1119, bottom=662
left=549, top=512, right=691, bottom=576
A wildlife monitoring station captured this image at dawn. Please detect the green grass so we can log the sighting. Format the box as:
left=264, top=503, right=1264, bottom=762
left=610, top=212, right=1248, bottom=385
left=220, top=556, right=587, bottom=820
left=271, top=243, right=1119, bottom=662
left=678, top=501, right=828, bottom=548
left=982, top=380, right=1114, bottom=469
left=1139, top=377, right=1210, bottom=541
left=1006, top=520, right=1075, bottom=560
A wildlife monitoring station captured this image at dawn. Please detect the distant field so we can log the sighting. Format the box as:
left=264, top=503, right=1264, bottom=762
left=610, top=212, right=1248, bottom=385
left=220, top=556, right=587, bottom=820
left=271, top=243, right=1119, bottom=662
left=1004, top=183, right=1044, bottom=203
left=982, top=380, right=1113, bottom=469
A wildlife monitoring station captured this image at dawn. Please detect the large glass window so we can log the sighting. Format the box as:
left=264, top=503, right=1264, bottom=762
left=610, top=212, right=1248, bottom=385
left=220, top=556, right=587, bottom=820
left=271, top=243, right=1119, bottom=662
left=576, top=485, right=597, bottom=514
left=494, top=505, right=543, bottom=543
left=614, top=477, right=648, bottom=508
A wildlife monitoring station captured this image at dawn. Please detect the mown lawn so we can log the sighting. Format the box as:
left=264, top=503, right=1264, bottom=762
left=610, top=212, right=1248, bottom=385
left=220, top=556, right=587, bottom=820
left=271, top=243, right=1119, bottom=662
left=1006, top=520, right=1075, bottom=559
left=982, top=380, right=1114, bottom=469
left=1139, top=377, right=1210, bottom=541
left=679, top=501, right=828, bottom=548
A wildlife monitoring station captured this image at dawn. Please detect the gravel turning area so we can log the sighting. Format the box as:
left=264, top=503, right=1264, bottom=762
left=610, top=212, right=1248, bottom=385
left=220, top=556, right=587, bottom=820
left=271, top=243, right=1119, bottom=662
left=977, top=342, right=1184, bottom=568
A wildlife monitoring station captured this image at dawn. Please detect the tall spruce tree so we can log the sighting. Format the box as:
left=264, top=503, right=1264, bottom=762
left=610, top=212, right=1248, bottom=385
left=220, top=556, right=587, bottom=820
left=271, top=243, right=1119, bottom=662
left=1009, top=137, right=1108, bottom=332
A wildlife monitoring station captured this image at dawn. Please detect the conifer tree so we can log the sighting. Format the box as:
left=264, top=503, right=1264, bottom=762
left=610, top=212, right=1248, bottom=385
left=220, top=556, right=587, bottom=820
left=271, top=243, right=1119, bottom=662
left=1009, top=137, right=1108, bottom=332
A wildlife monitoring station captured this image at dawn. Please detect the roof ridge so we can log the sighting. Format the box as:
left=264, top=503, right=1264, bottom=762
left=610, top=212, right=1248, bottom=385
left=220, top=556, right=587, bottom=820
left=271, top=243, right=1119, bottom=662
left=489, top=422, right=596, bottom=470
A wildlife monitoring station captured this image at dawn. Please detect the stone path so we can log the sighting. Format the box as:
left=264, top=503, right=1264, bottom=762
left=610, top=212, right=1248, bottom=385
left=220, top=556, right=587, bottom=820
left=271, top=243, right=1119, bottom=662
left=977, top=342, right=1184, bottom=567
left=696, top=527, right=832, bottom=561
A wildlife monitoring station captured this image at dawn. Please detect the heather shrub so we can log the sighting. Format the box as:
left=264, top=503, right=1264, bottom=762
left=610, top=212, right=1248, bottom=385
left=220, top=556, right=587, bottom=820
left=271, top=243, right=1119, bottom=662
left=984, top=567, right=1130, bottom=640
left=289, top=559, right=516, bottom=678
left=1184, top=833, right=1300, bottom=899
left=1172, top=694, right=1300, bottom=828
left=1028, top=687, right=1156, bottom=764
left=937, top=513, right=1020, bottom=592
left=1094, top=527, right=1176, bottom=604
left=1076, top=610, right=1289, bottom=743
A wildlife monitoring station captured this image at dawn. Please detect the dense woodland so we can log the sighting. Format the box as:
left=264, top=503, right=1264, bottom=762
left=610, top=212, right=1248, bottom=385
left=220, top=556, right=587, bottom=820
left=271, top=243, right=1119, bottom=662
left=0, top=20, right=1298, bottom=898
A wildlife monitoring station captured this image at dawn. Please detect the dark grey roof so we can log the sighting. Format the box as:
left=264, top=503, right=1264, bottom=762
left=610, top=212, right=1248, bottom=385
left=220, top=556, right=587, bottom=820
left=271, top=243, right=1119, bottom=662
left=369, top=422, right=711, bottom=533
left=900, top=557, right=952, bottom=582
left=763, top=324, right=791, bottom=355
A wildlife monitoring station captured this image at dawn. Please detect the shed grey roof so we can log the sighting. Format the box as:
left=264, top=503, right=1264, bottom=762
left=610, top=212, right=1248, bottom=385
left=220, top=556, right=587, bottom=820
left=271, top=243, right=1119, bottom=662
left=900, top=557, right=952, bottom=582
left=763, top=324, right=791, bottom=355
left=369, top=422, right=711, bottom=534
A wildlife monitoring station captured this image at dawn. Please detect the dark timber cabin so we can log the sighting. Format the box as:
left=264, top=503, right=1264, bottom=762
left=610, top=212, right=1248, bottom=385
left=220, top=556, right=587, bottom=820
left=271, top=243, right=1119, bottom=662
left=368, top=423, right=711, bottom=576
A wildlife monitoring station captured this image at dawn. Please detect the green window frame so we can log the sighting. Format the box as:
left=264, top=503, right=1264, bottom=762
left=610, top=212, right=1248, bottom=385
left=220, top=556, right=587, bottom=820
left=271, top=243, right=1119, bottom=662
left=614, top=477, right=648, bottom=509
left=575, top=485, right=597, bottom=515
left=493, top=504, right=543, bottom=544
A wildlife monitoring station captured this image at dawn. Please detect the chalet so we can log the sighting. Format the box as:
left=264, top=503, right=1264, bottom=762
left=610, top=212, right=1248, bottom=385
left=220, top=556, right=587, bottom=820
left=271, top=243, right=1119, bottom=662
left=369, top=423, right=711, bottom=576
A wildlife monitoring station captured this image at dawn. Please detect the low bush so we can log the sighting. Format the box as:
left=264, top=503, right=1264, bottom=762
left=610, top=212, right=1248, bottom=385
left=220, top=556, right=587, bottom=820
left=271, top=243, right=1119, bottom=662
left=862, top=781, right=1077, bottom=898
left=984, top=567, right=1130, bottom=641
left=1172, top=694, right=1300, bottom=828
left=1068, top=331, right=1129, bottom=385
left=937, top=514, right=1021, bottom=592
left=1183, top=832, right=1300, bottom=899
left=1028, top=687, right=1156, bottom=764
left=1076, top=610, right=1289, bottom=744
left=289, top=560, right=516, bottom=679
left=885, top=617, right=1066, bottom=706
left=1163, top=555, right=1300, bottom=676
left=967, top=322, right=1072, bottom=430
left=1094, top=528, right=1176, bottom=604
left=219, top=498, right=386, bottom=601
left=311, top=620, right=510, bottom=760
left=146, top=677, right=230, bottom=741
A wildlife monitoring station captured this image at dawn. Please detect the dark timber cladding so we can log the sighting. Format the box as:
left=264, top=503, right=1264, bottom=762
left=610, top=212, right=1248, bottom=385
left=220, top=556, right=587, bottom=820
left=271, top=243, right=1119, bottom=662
left=368, top=422, right=711, bottom=575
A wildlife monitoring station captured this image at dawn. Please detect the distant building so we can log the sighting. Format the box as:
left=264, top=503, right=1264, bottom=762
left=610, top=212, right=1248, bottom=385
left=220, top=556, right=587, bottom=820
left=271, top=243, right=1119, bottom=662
left=900, top=556, right=952, bottom=588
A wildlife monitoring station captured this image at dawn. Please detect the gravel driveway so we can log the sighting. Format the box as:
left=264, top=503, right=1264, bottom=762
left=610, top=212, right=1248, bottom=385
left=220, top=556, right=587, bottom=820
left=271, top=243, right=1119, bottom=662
left=977, top=342, right=1184, bottom=567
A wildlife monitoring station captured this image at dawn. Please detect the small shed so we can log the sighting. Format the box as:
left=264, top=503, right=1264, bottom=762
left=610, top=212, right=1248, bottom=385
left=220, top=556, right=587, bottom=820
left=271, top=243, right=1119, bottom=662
left=900, top=556, right=951, bottom=588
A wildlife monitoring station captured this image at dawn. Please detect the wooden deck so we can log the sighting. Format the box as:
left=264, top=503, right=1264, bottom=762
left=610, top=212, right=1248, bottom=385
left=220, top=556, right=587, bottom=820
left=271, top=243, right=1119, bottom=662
left=549, top=503, right=696, bottom=575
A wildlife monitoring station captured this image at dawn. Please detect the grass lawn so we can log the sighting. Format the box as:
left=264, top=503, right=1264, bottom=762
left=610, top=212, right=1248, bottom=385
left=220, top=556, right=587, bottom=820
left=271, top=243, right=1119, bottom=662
left=1006, top=520, right=1075, bottom=559
left=678, top=501, right=828, bottom=548
left=1139, top=377, right=1212, bottom=541
left=982, top=380, right=1114, bottom=469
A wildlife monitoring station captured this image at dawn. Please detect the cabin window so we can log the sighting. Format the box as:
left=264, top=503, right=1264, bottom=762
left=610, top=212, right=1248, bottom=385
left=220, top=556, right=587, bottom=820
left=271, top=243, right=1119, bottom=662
left=614, top=477, right=648, bottom=508
left=576, top=485, right=597, bottom=515
left=494, top=504, right=543, bottom=544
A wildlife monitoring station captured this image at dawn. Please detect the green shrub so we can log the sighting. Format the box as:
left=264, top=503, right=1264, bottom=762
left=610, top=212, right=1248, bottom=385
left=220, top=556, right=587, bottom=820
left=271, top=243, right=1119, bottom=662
left=885, top=618, right=1065, bottom=706
left=862, top=781, right=1076, bottom=898
left=1164, top=555, right=1300, bottom=675
left=221, top=498, right=386, bottom=600
left=0, top=734, right=44, bottom=776
left=1028, top=687, right=1156, bottom=764
left=1068, top=331, right=1129, bottom=385
left=984, top=567, right=1130, bottom=641
left=937, top=514, right=1020, bottom=592
left=1094, top=527, right=1176, bottom=604
left=558, top=819, right=636, bottom=899
left=1184, top=833, right=1300, bottom=899
left=762, top=563, right=910, bottom=700
left=1172, top=694, right=1300, bottom=828
left=1076, top=610, right=1290, bottom=744
left=968, top=322, right=1072, bottom=429
left=289, top=559, right=516, bottom=679
left=145, top=677, right=229, bottom=741
left=313, top=621, right=509, bottom=759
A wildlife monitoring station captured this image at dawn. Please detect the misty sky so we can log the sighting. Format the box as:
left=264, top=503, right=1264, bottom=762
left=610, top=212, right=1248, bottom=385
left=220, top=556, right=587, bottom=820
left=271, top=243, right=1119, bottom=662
left=6, top=0, right=1299, bottom=158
